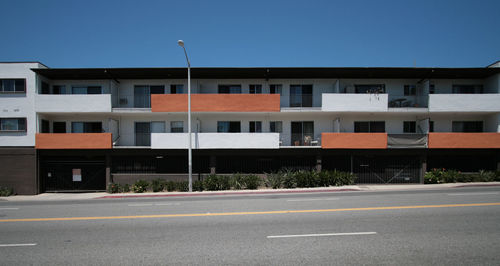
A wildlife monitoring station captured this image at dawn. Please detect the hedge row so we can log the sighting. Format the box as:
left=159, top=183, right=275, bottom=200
left=424, top=169, right=500, bottom=184
left=107, top=170, right=357, bottom=193
left=0, top=186, right=14, bottom=197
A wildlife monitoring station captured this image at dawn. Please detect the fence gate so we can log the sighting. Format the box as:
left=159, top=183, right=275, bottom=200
left=353, top=156, right=421, bottom=184
left=41, top=160, right=106, bottom=192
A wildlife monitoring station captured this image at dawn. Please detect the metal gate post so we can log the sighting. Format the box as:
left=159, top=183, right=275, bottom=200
left=105, top=154, right=112, bottom=185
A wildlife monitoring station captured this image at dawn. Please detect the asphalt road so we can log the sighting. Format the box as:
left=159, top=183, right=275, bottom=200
left=1, top=187, right=499, bottom=265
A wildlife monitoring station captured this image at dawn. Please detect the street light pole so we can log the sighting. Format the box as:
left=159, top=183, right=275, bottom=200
left=178, top=40, right=192, bottom=192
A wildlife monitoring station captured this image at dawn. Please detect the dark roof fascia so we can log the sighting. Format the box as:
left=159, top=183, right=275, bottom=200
left=31, top=67, right=500, bottom=80
left=0, top=61, right=49, bottom=68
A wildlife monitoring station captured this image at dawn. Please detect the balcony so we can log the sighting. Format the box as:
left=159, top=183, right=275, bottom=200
left=322, top=93, right=388, bottom=112
left=35, top=133, right=112, bottom=149
left=429, top=94, right=500, bottom=112
left=151, top=94, right=280, bottom=112
left=428, top=133, right=500, bottom=149
left=151, top=133, right=280, bottom=149
left=36, top=94, right=112, bottom=113
left=321, top=133, right=388, bottom=149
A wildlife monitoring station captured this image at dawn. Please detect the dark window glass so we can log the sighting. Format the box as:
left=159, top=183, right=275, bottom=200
left=87, top=86, right=102, bottom=94
left=452, top=121, right=483, bottom=132
left=53, top=85, right=66, bottom=94
left=429, top=85, right=435, bottom=94
left=270, top=84, right=282, bottom=95
left=135, top=122, right=151, bottom=146
left=15, top=80, right=25, bottom=92
left=403, top=121, right=416, bottom=133
left=170, top=84, right=184, bottom=94
left=53, top=122, right=66, bottom=133
left=354, top=121, right=385, bottom=133
left=249, top=121, right=262, bottom=133
left=270, top=121, right=282, bottom=133
left=41, top=120, right=50, bottom=133
left=134, top=86, right=149, bottom=108
left=291, top=121, right=314, bottom=145
left=71, top=122, right=102, bottom=133
left=249, top=85, right=262, bottom=94
left=429, top=121, right=434, bottom=132
left=217, top=121, right=241, bottom=132
left=170, top=121, right=183, bottom=133
left=452, top=85, right=483, bottom=94
left=150, top=86, right=165, bottom=94
left=404, top=85, right=416, bottom=96
left=0, top=118, right=27, bottom=131
left=218, top=85, right=241, bottom=94
left=290, top=85, right=313, bottom=107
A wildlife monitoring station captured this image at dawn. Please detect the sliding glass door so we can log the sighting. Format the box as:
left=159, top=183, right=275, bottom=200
left=291, top=121, right=314, bottom=145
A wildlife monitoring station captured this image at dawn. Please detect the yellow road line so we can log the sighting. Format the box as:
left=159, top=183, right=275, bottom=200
left=1, top=202, right=499, bottom=223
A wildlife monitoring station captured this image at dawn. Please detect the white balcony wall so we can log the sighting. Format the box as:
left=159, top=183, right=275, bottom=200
left=152, top=133, right=280, bottom=149
left=429, top=94, right=500, bottom=112
left=322, top=93, right=388, bottom=112
left=36, top=94, right=112, bottom=113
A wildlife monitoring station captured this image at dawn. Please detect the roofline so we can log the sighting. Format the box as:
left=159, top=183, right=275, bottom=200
left=0, top=61, right=50, bottom=68
left=486, top=60, right=500, bottom=68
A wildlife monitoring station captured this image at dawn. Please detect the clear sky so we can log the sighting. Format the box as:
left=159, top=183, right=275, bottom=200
left=0, top=0, right=499, bottom=68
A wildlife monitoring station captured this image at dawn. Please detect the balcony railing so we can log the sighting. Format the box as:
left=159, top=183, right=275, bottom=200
left=151, top=133, right=280, bottom=149
left=428, top=133, right=500, bottom=149
left=36, top=94, right=112, bottom=113
left=151, top=94, right=280, bottom=112
left=429, top=94, right=500, bottom=112
left=35, top=133, right=113, bottom=149
left=321, top=133, right=388, bottom=149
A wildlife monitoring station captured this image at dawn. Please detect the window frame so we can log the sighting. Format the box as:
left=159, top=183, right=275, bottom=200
left=354, top=121, right=386, bottom=133
left=404, top=85, right=416, bottom=96
left=0, top=118, right=27, bottom=132
left=0, top=79, right=26, bottom=94
left=403, top=121, right=416, bottom=133
left=249, top=121, right=262, bottom=133
left=170, top=121, right=184, bottom=133
left=270, top=121, right=283, bottom=133
left=249, top=84, right=262, bottom=94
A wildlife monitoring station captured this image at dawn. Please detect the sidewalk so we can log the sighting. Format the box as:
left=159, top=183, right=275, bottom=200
left=2, top=182, right=500, bottom=202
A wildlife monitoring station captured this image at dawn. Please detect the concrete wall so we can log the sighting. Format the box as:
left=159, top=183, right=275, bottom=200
left=152, top=132, right=280, bottom=149
left=0, top=63, right=44, bottom=146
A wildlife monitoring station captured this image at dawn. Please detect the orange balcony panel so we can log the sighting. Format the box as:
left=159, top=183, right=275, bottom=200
left=36, top=133, right=112, bottom=149
left=321, top=133, right=388, bottom=149
left=151, top=94, right=280, bottom=112
left=428, top=133, right=500, bottom=149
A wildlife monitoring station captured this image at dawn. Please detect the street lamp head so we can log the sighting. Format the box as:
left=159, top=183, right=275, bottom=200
left=177, top=40, right=184, bottom=47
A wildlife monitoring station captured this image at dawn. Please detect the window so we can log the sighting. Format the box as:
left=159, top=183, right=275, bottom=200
left=71, top=122, right=102, bottom=133
left=41, top=120, right=50, bottom=133
left=171, top=121, right=184, bottom=133
left=270, top=121, right=283, bottom=133
left=0, top=118, right=26, bottom=131
left=452, top=121, right=483, bottom=132
left=403, top=121, right=416, bottom=133
left=134, top=85, right=165, bottom=108
left=41, top=82, right=50, bottom=94
left=269, top=84, right=282, bottom=95
left=249, top=121, right=262, bottom=133
left=354, top=121, right=385, bottom=133
left=170, top=84, right=184, bottom=94
left=429, top=84, right=435, bottom=94
left=452, top=85, right=483, bottom=94
left=249, top=85, right=262, bottom=94
left=291, top=121, right=314, bottom=145
left=135, top=121, right=165, bottom=146
left=53, top=122, right=66, bottom=133
left=72, top=86, right=102, bottom=94
left=354, top=84, right=385, bottom=93
left=217, top=121, right=241, bottom=133
left=429, top=121, right=434, bottom=132
left=53, top=85, right=66, bottom=94
left=290, top=85, right=313, bottom=107
left=0, top=79, right=26, bottom=93
left=404, top=85, right=416, bottom=96
left=218, top=85, right=242, bottom=94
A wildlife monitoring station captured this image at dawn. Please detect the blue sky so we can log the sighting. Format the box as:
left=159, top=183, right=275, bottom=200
left=0, top=0, right=498, bottom=68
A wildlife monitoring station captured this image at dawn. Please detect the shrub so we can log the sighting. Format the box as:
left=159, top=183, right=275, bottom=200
left=243, top=174, right=261, bottom=189
left=424, top=168, right=444, bottom=184
left=218, top=175, right=231, bottom=190
left=120, top=184, right=130, bottom=193
left=477, top=170, right=495, bottom=182
left=176, top=181, right=189, bottom=192
left=204, top=174, right=219, bottom=191
left=230, top=173, right=245, bottom=190
left=0, top=186, right=14, bottom=197
left=107, top=183, right=120, bottom=193
left=265, top=172, right=283, bottom=189
left=151, top=179, right=165, bottom=192
left=317, top=171, right=331, bottom=187
left=281, top=169, right=297, bottom=189
left=334, top=171, right=357, bottom=186
left=295, top=170, right=318, bottom=188
left=165, top=181, right=177, bottom=192
left=132, top=180, right=149, bottom=193
left=495, top=171, right=500, bottom=182
left=193, top=180, right=204, bottom=191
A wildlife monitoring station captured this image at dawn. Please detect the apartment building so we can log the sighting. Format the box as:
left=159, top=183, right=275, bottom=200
left=1, top=62, right=500, bottom=194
